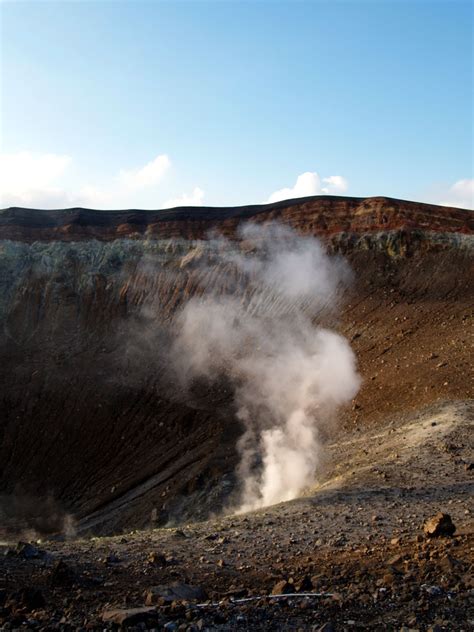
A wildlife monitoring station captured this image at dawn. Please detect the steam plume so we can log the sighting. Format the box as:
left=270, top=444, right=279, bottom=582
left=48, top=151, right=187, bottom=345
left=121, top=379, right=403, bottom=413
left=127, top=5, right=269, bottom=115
left=172, top=223, right=360, bottom=512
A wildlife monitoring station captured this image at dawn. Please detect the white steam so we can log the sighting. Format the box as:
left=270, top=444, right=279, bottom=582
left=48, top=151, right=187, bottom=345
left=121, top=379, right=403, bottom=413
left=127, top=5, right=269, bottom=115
left=172, top=223, right=361, bottom=512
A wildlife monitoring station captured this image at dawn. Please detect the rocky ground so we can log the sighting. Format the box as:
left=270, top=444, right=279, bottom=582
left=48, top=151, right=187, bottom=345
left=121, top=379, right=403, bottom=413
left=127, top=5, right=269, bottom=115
left=1, top=400, right=472, bottom=631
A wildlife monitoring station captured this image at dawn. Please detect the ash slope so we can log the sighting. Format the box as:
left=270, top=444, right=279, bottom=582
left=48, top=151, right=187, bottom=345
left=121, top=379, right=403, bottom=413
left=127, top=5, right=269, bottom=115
left=0, top=196, right=472, bottom=535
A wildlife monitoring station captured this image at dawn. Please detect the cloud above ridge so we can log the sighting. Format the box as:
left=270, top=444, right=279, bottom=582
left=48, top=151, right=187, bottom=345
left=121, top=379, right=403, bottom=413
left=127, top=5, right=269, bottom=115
left=0, top=151, right=73, bottom=207
left=165, top=187, right=205, bottom=208
left=267, top=171, right=348, bottom=204
left=0, top=151, right=172, bottom=209
left=118, top=154, right=170, bottom=190
left=439, top=179, right=474, bottom=209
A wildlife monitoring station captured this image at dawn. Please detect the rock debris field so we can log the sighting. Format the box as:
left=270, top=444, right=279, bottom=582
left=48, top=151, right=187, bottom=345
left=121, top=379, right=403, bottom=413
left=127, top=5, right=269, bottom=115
left=1, top=401, right=472, bottom=630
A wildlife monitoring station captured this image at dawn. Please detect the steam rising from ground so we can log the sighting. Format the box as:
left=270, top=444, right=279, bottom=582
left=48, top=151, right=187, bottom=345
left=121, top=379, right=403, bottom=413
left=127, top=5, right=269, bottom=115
left=0, top=493, right=76, bottom=542
left=172, top=223, right=361, bottom=512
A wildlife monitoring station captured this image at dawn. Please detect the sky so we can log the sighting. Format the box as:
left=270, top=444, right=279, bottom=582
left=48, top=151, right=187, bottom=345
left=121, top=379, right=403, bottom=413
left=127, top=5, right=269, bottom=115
left=0, top=0, right=472, bottom=210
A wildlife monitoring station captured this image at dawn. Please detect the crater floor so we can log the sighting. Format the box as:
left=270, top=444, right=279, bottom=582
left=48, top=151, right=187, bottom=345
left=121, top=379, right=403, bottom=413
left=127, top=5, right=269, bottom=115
left=1, top=400, right=472, bottom=629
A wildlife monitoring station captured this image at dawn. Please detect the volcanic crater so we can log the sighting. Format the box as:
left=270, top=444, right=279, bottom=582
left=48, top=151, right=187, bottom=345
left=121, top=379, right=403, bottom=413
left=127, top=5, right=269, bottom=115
left=0, top=196, right=473, bottom=630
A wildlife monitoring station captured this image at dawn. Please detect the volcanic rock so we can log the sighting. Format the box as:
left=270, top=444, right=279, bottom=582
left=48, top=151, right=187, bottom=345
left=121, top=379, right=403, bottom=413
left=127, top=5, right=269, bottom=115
left=104, top=551, right=121, bottom=565
left=318, top=623, right=335, bottom=632
left=423, top=513, right=456, bottom=538
left=49, top=560, right=76, bottom=586
left=271, top=580, right=293, bottom=595
left=148, top=551, right=168, bottom=566
left=15, top=542, right=45, bottom=560
left=101, top=606, right=159, bottom=625
left=145, top=582, right=208, bottom=604
left=295, top=575, right=313, bottom=591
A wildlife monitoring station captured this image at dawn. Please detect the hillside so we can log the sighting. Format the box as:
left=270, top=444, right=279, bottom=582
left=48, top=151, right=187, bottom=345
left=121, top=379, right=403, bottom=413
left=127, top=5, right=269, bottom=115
left=0, top=196, right=472, bottom=536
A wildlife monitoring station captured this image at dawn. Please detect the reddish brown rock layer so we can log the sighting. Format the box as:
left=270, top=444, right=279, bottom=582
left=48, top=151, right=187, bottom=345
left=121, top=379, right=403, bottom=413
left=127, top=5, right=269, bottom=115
left=1, top=195, right=472, bottom=243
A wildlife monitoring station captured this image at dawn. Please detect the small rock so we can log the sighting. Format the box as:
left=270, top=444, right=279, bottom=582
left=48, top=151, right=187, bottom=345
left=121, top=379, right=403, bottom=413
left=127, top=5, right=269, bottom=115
left=148, top=551, right=167, bottom=566
left=421, top=584, right=443, bottom=596
left=377, top=573, right=395, bottom=587
left=296, top=575, right=313, bottom=592
left=15, top=542, right=45, bottom=559
left=423, top=513, right=456, bottom=538
left=271, top=580, right=293, bottom=595
left=145, top=582, right=208, bottom=604
left=105, top=552, right=121, bottom=565
left=318, top=624, right=335, bottom=632
left=50, top=560, right=76, bottom=586
left=388, top=554, right=403, bottom=567
left=102, top=607, right=158, bottom=625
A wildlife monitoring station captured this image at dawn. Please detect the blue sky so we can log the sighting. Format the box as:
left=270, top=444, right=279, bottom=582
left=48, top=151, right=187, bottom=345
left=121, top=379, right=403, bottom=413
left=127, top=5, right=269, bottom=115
left=1, top=0, right=472, bottom=209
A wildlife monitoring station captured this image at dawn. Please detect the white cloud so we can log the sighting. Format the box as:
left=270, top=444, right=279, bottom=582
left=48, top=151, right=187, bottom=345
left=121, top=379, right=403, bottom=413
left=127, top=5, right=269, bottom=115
left=439, top=179, right=474, bottom=209
left=0, top=151, right=72, bottom=207
left=267, top=171, right=348, bottom=204
left=165, top=187, right=205, bottom=208
left=77, top=158, right=171, bottom=208
left=118, top=154, right=170, bottom=190
left=321, top=175, right=348, bottom=193
left=0, top=151, right=174, bottom=209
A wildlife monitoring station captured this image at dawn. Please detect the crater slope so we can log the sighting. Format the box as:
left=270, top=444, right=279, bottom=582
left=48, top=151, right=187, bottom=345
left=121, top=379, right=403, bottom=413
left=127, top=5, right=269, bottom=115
left=0, top=196, right=472, bottom=535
